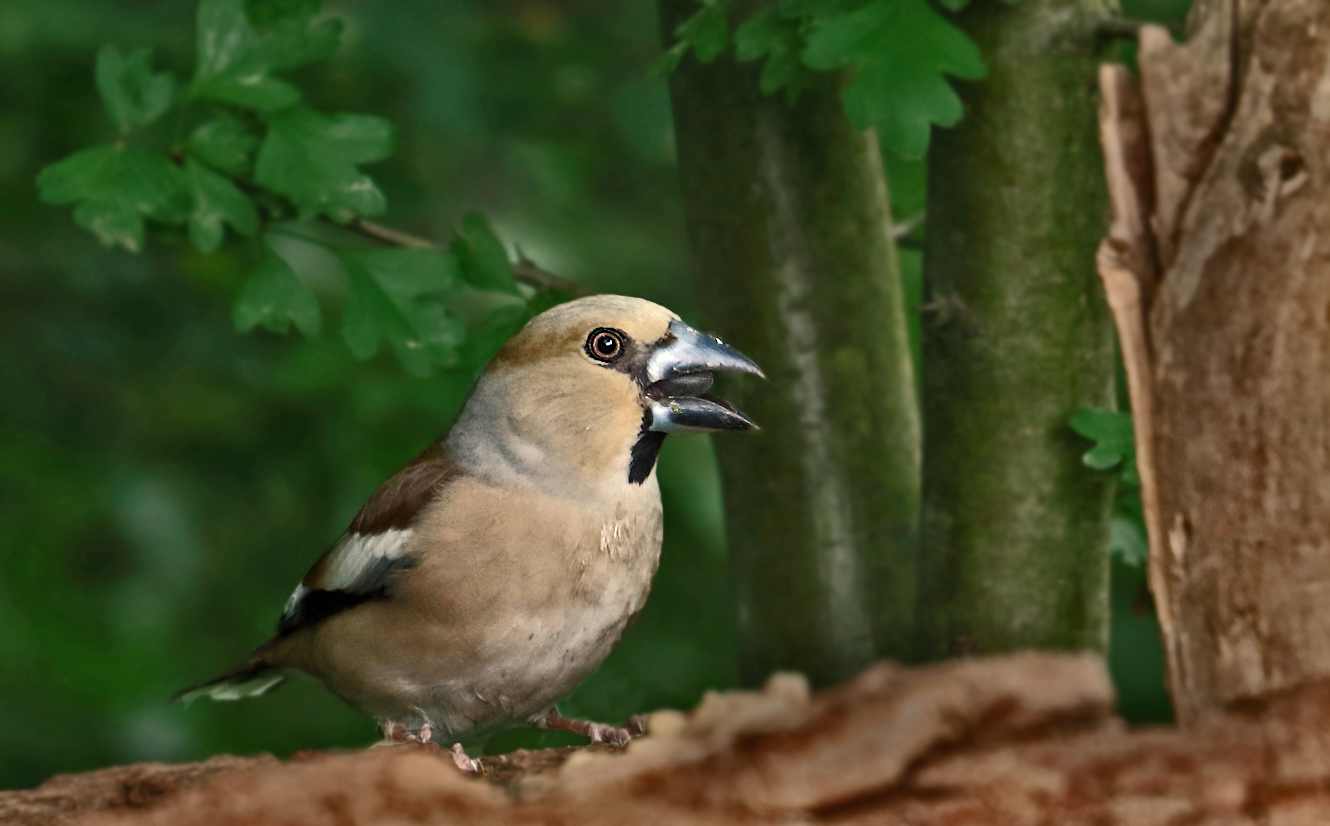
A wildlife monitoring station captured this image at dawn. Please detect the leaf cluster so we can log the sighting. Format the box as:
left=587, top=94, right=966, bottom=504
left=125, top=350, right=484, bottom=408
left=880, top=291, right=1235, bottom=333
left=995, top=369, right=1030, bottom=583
left=1070, top=408, right=1147, bottom=568
left=37, top=0, right=559, bottom=376
left=660, top=0, right=989, bottom=159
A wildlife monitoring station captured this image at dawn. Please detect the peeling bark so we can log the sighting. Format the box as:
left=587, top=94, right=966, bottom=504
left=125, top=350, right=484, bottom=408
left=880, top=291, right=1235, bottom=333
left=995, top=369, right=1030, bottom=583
left=1097, top=0, right=1330, bottom=722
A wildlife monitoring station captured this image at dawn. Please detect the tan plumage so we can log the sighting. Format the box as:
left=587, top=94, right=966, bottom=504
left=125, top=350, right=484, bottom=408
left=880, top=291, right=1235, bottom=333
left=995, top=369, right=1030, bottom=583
left=178, top=295, right=762, bottom=758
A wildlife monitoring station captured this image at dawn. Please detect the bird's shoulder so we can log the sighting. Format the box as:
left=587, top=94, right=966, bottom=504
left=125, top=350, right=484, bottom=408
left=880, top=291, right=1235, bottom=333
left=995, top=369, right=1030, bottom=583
left=276, top=440, right=462, bottom=636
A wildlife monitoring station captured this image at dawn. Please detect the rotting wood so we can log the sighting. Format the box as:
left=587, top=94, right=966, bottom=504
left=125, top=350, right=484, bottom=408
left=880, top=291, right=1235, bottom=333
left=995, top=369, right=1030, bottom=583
left=1096, top=0, right=1330, bottom=723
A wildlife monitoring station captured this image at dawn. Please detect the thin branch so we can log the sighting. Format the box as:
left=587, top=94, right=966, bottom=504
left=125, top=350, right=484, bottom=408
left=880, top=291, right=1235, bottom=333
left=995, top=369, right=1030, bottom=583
left=341, top=217, right=595, bottom=297
left=344, top=217, right=438, bottom=250
left=511, top=254, right=596, bottom=297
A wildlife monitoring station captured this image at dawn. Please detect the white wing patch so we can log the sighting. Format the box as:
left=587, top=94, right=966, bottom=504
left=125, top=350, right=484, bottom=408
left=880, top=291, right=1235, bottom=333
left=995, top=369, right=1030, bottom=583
left=322, top=528, right=415, bottom=590
left=281, top=528, right=415, bottom=624
left=283, top=584, right=310, bottom=619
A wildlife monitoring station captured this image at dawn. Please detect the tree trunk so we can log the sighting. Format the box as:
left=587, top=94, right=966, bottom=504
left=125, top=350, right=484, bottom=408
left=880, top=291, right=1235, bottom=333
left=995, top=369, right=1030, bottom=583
left=916, top=0, right=1119, bottom=659
left=1099, top=0, right=1330, bottom=723
left=660, top=0, right=921, bottom=686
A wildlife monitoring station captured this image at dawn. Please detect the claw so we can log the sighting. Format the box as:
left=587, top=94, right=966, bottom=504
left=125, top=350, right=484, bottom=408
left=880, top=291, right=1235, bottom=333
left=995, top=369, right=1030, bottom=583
left=450, top=742, right=480, bottom=773
left=379, top=720, right=434, bottom=745
left=625, top=714, right=648, bottom=738
left=587, top=722, right=632, bottom=747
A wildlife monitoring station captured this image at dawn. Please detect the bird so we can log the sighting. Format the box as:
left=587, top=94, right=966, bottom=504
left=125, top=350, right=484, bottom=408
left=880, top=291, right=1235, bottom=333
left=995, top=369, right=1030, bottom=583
left=176, top=294, right=763, bottom=770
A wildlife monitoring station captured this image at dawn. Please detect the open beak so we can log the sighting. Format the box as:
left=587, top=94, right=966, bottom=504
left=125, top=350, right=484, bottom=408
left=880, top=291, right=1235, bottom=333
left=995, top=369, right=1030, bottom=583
left=643, top=319, right=764, bottom=433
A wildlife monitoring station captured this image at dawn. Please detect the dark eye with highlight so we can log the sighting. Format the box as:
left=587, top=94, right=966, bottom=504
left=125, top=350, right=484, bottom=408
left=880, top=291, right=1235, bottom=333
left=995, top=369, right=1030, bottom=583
left=586, top=328, right=626, bottom=363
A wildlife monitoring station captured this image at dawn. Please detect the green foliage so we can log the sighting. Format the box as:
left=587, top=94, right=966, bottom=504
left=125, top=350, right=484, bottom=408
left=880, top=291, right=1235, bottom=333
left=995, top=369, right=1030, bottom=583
left=1071, top=407, right=1149, bottom=569
left=656, top=0, right=733, bottom=74
left=1070, top=407, right=1137, bottom=485
left=233, top=246, right=321, bottom=336
left=37, top=146, right=185, bottom=252
left=255, top=108, right=394, bottom=221
left=734, top=7, right=812, bottom=98
left=660, top=0, right=987, bottom=158
left=337, top=248, right=470, bottom=377
left=190, top=0, right=340, bottom=111
left=182, top=158, right=259, bottom=253
left=96, top=46, right=176, bottom=133
left=450, top=213, right=520, bottom=296
left=802, top=0, right=986, bottom=159
left=38, top=0, right=568, bottom=377
left=187, top=118, right=260, bottom=176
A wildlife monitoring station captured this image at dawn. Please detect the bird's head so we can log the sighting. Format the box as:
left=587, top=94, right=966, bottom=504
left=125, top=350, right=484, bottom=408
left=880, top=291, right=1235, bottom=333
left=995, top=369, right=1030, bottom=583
left=448, top=295, right=763, bottom=490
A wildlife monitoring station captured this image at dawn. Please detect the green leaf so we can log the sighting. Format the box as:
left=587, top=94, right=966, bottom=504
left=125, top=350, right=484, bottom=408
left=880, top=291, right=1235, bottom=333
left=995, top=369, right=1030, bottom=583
left=450, top=213, right=519, bottom=295
left=1083, top=445, right=1124, bottom=471
left=255, top=107, right=394, bottom=221
left=186, top=117, right=260, bottom=175
left=803, top=0, right=986, bottom=159
left=1108, top=512, right=1148, bottom=567
left=233, top=246, right=321, bottom=335
left=655, top=0, right=732, bottom=75
left=338, top=253, right=434, bottom=376
left=96, top=45, right=176, bottom=133
left=37, top=146, right=186, bottom=251
left=182, top=157, right=259, bottom=254
left=336, top=248, right=469, bottom=374
left=734, top=6, right=811, bottom=98
left=191, top=0, right=341, bottom=111
left=1069, top=407, right=1137, bottom=483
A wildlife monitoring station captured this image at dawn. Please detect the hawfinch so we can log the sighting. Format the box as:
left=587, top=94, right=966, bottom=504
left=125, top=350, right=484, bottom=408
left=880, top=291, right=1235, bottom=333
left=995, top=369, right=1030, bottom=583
left=178, top=295, right=762, bottom=769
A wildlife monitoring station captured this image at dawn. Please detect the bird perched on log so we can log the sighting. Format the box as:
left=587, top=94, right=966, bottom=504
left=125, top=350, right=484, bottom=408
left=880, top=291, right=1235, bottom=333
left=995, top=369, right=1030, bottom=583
left=177, top=295, right=763, bottom=770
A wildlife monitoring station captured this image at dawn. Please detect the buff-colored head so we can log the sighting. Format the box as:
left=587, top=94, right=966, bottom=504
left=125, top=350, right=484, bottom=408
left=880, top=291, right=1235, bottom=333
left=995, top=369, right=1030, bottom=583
left=447, top=295, right=762, bottom=492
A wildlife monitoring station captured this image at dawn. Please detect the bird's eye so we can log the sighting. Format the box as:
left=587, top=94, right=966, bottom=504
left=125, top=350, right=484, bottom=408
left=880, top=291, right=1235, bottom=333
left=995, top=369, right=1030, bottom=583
left=586, top=328, right=625, bottom=363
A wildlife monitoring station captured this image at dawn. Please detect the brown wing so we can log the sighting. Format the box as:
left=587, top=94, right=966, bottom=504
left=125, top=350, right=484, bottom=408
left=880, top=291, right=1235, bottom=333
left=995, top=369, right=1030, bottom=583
left=277, top=441, right=462, bottom=635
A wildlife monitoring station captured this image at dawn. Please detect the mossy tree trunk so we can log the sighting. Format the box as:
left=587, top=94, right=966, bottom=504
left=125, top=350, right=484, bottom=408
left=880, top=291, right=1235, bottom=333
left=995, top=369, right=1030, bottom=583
left=660, top=0, right=921, bottom=687
left=916, top=0, right=1118, bottom=659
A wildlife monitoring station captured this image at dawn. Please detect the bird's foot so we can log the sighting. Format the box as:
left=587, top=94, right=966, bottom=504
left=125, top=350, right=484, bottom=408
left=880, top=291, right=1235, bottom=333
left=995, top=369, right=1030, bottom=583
left=539, top=710, right=648, bottom=748
left=450, top=742, right=480, bottom=773
left=380, top=720, right=433, bottom=744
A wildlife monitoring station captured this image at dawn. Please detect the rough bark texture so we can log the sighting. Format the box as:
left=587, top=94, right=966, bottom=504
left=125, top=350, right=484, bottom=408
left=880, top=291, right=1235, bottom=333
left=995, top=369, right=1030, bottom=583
left=659, top=0, right=921, bottom=684
left=917, top=0, right=1119, bottom=660
left=1097, top=0, right=1330, bottom=723
left=11, top=653, right=1330, bottom=825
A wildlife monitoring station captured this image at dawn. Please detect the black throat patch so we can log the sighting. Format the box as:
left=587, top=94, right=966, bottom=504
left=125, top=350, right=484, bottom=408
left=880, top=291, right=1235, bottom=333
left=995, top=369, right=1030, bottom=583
left=628, top=409, right=666, bottom=485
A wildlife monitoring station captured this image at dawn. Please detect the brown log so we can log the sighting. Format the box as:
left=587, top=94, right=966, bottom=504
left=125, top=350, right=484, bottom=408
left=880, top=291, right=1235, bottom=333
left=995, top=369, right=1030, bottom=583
left=9, top=653, right=1330, bottom=825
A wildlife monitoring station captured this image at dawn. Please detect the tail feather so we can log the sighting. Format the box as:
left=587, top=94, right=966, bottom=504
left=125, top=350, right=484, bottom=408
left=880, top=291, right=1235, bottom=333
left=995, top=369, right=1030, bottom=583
left=173, top=660, right=286, bottom=705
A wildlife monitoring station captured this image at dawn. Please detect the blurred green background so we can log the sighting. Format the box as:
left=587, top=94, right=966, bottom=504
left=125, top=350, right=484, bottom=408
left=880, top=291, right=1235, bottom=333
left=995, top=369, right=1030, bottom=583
left=1, top=0, right=1186, bottom=790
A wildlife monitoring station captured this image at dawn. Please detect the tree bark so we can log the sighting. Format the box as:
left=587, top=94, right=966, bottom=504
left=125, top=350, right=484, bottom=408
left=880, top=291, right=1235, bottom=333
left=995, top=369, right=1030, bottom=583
left=1099, top=0, right=1330, bottom=723
left=917, top=0, right=1119, bottom=659
left=660, top=0, right=921, bottom=686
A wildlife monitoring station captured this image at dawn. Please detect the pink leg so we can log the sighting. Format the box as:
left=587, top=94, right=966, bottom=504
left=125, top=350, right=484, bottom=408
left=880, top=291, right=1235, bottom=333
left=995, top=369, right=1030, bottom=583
left=379, top=720, right=477, bottom=773
left=539, top=710, right=647, bottom=747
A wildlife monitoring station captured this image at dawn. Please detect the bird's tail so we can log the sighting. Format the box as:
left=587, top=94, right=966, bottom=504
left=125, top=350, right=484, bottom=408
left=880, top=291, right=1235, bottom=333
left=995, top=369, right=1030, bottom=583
left=173, top=660, right=286, bottom=704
